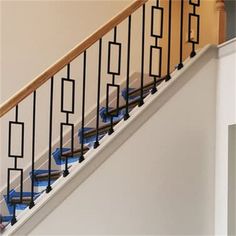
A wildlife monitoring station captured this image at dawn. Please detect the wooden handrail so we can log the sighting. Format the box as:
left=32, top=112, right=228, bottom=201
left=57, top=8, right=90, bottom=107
left=0, top=0, right=148, bottom=118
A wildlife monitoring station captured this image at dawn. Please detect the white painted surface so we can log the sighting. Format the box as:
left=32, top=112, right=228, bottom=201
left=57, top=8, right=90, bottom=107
left=25, top=46, right=217, bottom=235
left=215, top=38, right=236, bottom=235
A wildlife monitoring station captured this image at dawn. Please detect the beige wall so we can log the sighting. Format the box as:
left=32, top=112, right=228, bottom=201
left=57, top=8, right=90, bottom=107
left=0, top=0, right=134, bottom=103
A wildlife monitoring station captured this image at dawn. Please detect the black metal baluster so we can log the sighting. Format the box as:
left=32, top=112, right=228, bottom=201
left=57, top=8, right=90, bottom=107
left=124, top=15, right=132, bottom=120
left=11, top=106, right=18, bottom=225
left=139, top=4, right=146, bottom=107
left=29, top=91, right=36, bottom=209
left=110, top=27, right=116, bottom=135
left=178, top=0, right=184, bottom=69
left=189, top=0, right=200, bottom=58
left=94, top=39, right=103, bottom=149
left=165, top=0, right=172, bottom=82
left=60, top=63, right=75, bottom=177
left=151, top=38, right=158, bottom=94
left=46, top=77, right=54, bottom=193
left=107, top=26, right=119, bottom=135
left=7, top=105, right=24, bottom=225
left=150, top=0, right=163, bottom=94
left=106, top=26, right=121, bottom=134
left=64, top=64, right=70, bottom=176
left=79, top=51, right=86, bottom=163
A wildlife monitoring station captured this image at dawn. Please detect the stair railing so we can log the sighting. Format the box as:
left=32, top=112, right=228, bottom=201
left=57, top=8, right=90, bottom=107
left=0, top=0, right=200, bottom=227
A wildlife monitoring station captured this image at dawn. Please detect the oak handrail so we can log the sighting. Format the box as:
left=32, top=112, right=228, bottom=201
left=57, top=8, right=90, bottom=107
left=0, top=0, right=148, bottom=118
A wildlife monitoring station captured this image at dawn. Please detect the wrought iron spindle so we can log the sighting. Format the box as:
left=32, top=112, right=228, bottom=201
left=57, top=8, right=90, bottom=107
left=29, top=91, right=36, bottom=209
left=79, top=51, right=87, bottom=163
left=178, top=0, right=184, bottom=69
left=60, top=63, right=75, bottom=176
left=109, top=27, right=116, bottom=135
left=139, top=4, right=146, bottom=107
left=107, top=26, right=121, bottom=135
left=46, top=77, right=54, bottom=193
left=165, top=0, right=172, bottom=82
left=189, top=0, right=200, bottom=58
left=94, top=38, right=103, bottom=149
left=149, top=0, right=163, bottom=94
left=124, top=15, right=132, bottom=121
left=7, top=105, right=24, bottom=225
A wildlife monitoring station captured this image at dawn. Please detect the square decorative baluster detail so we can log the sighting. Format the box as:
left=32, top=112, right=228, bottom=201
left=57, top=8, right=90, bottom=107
left=61, top=78, right=75, bottom=114
left=7, top=168, right=23, bottom=203
left=149, top=46, right=162, bottom=77
left=60, top=123, right=74, bottom=157
left=108, top=42, right=122, bottom=75
left=188, top=13, right=200, bottom=43
left=189, top=0, right=200, bottom=6
left=106, top=84, right=120, bottom=117
left=8, top=121, right=24, bottom=158
left=151, top=6, right=164, bottom=38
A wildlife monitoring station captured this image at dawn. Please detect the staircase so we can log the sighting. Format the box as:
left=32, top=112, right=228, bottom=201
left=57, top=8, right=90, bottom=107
left=0, top=0, right=207, bottom=234
left=0, top=72, right=162, bottom=229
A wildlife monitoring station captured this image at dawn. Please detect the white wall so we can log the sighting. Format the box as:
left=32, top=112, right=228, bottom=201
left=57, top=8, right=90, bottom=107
left=29, top=48, right=217, bottom=235
left=215, top=38, right=236, bottom=235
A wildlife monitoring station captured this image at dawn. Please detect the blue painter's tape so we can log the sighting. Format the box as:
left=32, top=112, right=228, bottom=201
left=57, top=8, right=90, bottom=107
left=78, top=127, right=105, bottom=145
left=52, top=148, right=80, bottom=165
left=29, top=169, right=59, bottom=186
left=4, top=190, right=41, bottom=215
left=121, top=87, right=136, bottom=100
left=121, top=87, right=151, bottom=101
left=30, top=169, right=59, bottom=176
left=99, top=107, right=125, bottom=123
left=1, top=215, right=12, bottom=223
left=33, top=180, right=55, bottom=187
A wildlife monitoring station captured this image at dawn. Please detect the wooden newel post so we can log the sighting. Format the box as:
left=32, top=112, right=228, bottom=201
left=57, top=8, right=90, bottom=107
left=216, top=0, right=227, bottom=44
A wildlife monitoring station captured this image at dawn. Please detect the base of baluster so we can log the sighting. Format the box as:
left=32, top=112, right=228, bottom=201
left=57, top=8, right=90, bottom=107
left=108, top=128, right=114, bottom=135
left=94, top=141, right=100, bottom=149
left=11, top=216, right=17, bottom=226
left=29, top=201, right=35, bottom=209
left=46, top=185, right=52, bottom=193
left=79, top=156, right=85, bottom=163
left=190, top=51, right=196, bottom=58
left=151, top=87, right=157, bottom=94
left=177, top=63, right=184, bottom=70
left=123, top=113, right=130, bottom=121
left=165, top=74, right=171, bottom=82
left=63, top=169, right=69, bottom=177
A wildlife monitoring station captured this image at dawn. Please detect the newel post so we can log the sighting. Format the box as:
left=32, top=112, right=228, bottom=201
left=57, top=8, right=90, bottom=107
left=216, top=0, right=227, bottom=44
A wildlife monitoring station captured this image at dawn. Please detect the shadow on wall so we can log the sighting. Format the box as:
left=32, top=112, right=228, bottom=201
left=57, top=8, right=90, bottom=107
left=228, top=124, right=236, bottom=235
left=226, top=0, right=236, bottom=40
